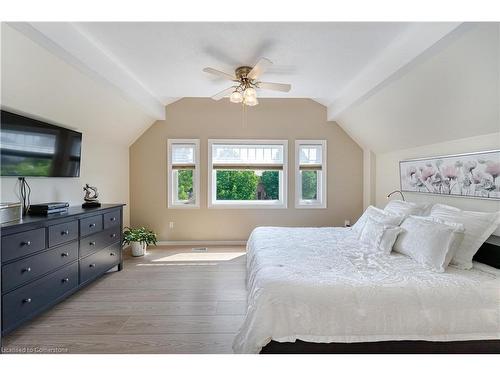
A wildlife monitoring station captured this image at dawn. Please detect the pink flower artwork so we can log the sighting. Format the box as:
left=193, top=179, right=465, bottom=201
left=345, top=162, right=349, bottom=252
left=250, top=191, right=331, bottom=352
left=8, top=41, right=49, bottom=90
left=442, top=165, right=458, bottom=179
left=485, top=162, right=500, bottom=179
left=399, top=150, right=500, bottom=200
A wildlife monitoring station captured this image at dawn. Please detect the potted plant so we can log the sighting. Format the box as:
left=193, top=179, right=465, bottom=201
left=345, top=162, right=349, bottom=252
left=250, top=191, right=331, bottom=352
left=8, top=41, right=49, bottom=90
left=122, top=227, right=157, bottom=257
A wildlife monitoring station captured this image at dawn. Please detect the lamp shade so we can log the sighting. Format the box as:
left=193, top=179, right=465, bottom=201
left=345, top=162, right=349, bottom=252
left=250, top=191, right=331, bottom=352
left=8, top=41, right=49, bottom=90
left=230, top=90, right=243, bottom=103
left=244, top=96, right=258, bottom=106
left=243, top=87, right=257, bottom=99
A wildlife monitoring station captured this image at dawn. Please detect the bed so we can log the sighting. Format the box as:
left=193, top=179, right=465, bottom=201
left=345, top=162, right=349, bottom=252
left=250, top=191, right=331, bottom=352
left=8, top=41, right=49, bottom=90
left=232, top=226, right=500, bottom=354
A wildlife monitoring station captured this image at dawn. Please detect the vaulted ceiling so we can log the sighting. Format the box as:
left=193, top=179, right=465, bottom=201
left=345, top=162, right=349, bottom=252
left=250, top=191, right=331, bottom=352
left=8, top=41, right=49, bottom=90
left=337, top=23, right=499, bottom=153
left=3, top=22, right=498, bottom=152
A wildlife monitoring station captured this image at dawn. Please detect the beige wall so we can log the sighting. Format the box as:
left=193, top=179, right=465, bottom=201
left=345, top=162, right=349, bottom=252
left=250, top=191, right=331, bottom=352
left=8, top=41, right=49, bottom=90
left=130, top=98, right=363, bottom=241
left=363, top=149, right=376, bottom=210
left=375, top=132, right=500, bottom=235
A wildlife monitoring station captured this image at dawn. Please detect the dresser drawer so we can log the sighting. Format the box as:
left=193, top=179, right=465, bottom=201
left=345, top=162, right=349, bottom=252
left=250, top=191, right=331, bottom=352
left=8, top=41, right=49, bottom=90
left=80, top=243, right=120, bottom=284
left=48, top=220, right=78, bottom=247
left=2, top=241, right=78, bottom=292
left=79, top=226, right=120, bottom=258
left=103, top=209, right=121, bottom=229
left=2, top=262, right=78, bottom=333
left=1, top=228, right=46, bottom=262
left=80, top=214, right=103, bottom=237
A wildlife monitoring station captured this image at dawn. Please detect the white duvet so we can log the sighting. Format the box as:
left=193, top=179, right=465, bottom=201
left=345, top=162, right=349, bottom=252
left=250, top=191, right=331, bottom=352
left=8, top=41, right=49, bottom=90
left=232, top=227, right=500, bottom=353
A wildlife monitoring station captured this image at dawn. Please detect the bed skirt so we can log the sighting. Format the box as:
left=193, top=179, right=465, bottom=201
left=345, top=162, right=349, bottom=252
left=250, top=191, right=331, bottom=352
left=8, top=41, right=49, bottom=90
left=260, top=339, right=500, bottom=354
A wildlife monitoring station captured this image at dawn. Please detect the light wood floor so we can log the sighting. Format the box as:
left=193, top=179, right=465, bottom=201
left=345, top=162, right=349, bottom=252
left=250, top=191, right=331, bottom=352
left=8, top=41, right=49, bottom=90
left=2, top=246, right=247, bottom=354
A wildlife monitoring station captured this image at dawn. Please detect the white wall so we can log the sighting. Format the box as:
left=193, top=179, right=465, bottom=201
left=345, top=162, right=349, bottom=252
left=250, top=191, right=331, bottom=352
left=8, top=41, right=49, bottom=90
left=1, top=134, right=130, bottom=224
left=375, top=133, right=500, bottom=234
left=337, top=23, right=499, bottom=154
left=1, top=24, right=155, bottom=226
left=338, top=23, right=500, bottom=237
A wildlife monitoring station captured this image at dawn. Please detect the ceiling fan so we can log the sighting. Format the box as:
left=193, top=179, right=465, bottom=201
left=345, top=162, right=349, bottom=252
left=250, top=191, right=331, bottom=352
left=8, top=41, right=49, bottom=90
left=203, top=58, right=291, bottom=107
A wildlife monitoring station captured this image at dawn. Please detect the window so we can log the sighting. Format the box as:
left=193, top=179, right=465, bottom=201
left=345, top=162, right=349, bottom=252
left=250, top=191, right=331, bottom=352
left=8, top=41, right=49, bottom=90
left=208, top=140, right=288, bottom=208
left=295, top=140, right=327, bottom=208
left=168, top=139, right=200, bottom=208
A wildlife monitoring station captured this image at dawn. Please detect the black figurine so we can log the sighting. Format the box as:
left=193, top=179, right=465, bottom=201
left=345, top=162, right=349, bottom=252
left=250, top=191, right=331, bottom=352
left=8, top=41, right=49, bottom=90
left=82, top=184, right=101, bottom=208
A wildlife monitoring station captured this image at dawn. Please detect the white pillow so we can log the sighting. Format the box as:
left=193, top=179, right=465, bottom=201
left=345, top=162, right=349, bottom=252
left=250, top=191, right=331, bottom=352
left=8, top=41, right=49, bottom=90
left=413, top=215, right=466, bottom=267
left=393, top=215, right=464, bottom=272
left=384, top=200, right=430, bottom=217
left=352, top=205, right=404, bottom=235
left=430, top=204, right=500, bottom=270
left=359, top=217, right=403, bottom=255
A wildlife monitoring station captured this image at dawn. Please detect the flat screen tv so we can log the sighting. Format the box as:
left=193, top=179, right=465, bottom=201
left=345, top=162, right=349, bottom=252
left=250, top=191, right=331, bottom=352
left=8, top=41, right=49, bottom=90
left=0, top=110, right=82, bottom=177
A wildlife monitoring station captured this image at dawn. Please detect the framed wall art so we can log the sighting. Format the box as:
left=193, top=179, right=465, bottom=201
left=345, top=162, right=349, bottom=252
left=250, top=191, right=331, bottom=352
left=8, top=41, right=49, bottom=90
left=399, top=150, right=500, bottom=200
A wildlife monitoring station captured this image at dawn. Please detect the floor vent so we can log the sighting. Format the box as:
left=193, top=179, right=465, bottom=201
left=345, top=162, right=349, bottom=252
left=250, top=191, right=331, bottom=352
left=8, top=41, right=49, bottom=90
left=192, top=247, right=208, bottom=252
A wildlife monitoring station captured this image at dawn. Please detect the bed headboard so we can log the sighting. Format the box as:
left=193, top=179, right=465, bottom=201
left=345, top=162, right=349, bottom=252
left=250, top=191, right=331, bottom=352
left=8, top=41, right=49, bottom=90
left=473, top=235, right=500, bottom=269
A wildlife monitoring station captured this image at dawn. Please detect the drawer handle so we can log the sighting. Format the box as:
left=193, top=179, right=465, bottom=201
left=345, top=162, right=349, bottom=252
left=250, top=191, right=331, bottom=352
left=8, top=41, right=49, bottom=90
left=62, top=278, right=70, bottom=283
left=110, top=252, right=116, bottom=256
left=23, top=298, right=32, bottom=304
left=110, top=217, right=116, bottom=222
left=89, top=223, right=96, bottom=228
left=21, top=240, right=32, bottom=246
left=89, top=263, right=96, bottom=268
left=61, top=230, right=69, bottom=235
left=110, top=233, right=117, bottom=238
left=89, top=241, right=96, bottom=246
left=22, top=267, right=32, bottom=273
left=61, top=252, right=70, bottom=257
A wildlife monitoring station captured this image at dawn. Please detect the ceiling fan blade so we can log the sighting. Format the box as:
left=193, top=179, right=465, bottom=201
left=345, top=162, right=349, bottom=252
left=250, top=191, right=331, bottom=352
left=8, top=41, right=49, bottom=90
left=258, top=82, right=292, bottom=92
left=203, top=67, right=236, bottom=81
left=247, top=58, right=273, bottom=80
left=211, top=87, right=235, bottom=101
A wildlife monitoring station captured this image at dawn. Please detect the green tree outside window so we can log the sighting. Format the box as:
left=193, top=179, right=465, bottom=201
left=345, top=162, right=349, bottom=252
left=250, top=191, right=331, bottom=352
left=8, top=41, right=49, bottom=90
left=177, top=169, right=194, bottom=200
left=301, top=170, right=318, bottom=200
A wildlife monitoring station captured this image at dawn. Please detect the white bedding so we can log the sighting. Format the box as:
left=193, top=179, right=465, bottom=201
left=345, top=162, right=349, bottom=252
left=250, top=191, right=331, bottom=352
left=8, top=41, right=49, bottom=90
left=232, top=227, right=500, bottom=354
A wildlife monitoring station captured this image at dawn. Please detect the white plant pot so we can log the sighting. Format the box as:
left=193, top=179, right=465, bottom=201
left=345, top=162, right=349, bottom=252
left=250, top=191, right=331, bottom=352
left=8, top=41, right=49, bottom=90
left=131, top=241, right=147, bottom=257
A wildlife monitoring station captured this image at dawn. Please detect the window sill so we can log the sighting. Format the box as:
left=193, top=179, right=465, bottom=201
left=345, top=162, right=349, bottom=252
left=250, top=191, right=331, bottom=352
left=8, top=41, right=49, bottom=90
left=295, top=201, right=327, bottom=209
left=209, top=200, right=287, bottom=209
left=168, top=202, right=200, bottom=209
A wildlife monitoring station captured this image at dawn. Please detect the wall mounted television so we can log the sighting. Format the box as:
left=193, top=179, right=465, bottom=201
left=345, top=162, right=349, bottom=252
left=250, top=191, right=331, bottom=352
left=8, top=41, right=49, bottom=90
left=0, top=110, right=82, bottom=177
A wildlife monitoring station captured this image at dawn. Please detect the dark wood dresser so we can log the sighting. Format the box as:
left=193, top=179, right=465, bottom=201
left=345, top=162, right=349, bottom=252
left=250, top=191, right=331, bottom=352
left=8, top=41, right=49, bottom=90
left=0, top=204, right=124, bottom=337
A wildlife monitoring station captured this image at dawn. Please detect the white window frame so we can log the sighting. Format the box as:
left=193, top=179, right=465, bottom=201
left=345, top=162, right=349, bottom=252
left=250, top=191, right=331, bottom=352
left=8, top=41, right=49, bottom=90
left=295, top=140, right=327, bottom=209
left=167, top=139, right=200, bottom=209
left=208, top=139, right=288, bottom=209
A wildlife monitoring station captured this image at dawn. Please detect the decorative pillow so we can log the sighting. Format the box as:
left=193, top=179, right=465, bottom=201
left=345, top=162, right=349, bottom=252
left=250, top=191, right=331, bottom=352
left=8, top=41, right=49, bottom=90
left=430, top=204, right=500, bottom=270
left=359, top=217, right=403, bottom=255
left=352, top=205, right=404, bottom=236
left=393, top=215, right=464, bottom=272
left=414, top=215, right=465, bottom=268
left=384, top=200, right=431, bottom=217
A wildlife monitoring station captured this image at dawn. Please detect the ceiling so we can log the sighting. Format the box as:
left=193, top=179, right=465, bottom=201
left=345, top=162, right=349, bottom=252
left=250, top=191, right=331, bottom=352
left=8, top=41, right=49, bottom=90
left=5, top=21, right=496, bottom=153
left=1, top=24, right=155, bottom=146
left=73, top=22, right=410, bottom=102
left=9, top=22, right=461, bottom=121
left=337, top=23, right=500, bottom=153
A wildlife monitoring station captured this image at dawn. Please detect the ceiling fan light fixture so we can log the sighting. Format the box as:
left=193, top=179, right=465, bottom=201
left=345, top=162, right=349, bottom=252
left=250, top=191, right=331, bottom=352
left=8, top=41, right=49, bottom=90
left=243, top=87, right=257, bottom=99
left=244, top=96, right=258, bottom=106
left=229, top=90, right=243, bottom=103
left=204, top=58, right=290, bottom=107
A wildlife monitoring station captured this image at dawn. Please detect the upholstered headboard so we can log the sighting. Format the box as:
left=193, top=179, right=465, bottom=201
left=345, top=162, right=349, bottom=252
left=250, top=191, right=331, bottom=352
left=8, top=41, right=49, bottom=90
left=473, top=235, right=500, bottom=269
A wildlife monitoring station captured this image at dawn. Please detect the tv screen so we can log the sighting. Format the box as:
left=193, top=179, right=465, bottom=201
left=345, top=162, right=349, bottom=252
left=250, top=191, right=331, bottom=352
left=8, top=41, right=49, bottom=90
left=0, top=110, right=82, bottom=177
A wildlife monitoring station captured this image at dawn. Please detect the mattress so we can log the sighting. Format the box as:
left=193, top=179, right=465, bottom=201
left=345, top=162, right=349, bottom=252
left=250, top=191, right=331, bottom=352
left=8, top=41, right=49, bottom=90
left=232, top=227, right=500, bottom=354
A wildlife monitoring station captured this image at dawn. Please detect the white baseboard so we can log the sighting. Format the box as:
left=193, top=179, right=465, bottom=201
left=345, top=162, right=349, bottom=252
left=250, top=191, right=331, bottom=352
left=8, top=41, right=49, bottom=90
left=156, top=240, right=247, bottom=246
